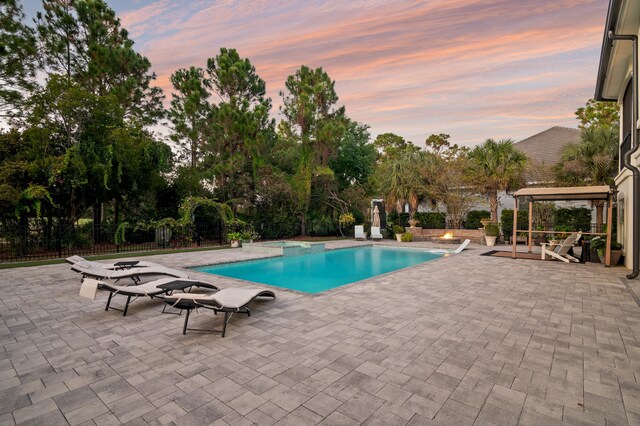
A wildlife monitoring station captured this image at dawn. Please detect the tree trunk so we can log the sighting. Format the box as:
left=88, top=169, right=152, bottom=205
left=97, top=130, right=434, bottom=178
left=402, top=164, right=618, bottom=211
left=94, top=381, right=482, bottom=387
left=300, top=211, right=306, bottom=237
left=93, top=203, right=102, bottom=244
left=489, top=192, right=499, bottom=223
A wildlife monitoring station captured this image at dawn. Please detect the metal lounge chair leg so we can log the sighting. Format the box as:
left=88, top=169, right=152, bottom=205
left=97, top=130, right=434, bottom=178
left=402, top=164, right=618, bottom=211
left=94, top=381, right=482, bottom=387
left=183, top=309, right=191, bottom=335
left=106, top=292, right=114, bottom=311
left=221, top=312, right=229, bottom=337
left=123, top=295, right=131, bottom=316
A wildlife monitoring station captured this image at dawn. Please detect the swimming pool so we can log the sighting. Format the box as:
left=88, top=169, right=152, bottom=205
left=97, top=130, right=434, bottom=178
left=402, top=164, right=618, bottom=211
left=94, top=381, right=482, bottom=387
left=194, top=246, right=441, bottom=293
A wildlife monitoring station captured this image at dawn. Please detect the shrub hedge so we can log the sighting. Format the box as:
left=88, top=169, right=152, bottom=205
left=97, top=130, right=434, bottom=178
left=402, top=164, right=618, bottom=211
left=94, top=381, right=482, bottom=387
left=465, top=210, right=490, bottom=229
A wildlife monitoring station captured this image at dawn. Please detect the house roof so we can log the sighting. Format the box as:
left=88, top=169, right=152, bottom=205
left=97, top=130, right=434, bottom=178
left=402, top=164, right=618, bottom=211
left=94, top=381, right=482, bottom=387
left=595, top=0, right=623, bottom=101
left=514, top=126, right=581, bottom=183
left=514, top=185, right=614, bottom=201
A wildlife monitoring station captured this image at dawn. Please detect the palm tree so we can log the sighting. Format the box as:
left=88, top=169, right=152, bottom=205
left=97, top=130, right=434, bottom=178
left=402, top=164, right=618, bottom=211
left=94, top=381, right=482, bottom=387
left=379, top=151, right=425, bottom=219
left=468, top=139, right=528, bottom=223
left=555, top=125, right=618, bottom=226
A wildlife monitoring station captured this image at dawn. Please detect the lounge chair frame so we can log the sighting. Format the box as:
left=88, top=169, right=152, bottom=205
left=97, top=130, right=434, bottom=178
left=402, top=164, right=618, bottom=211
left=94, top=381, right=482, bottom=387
left=163, top=290, right=276, bottom=337
left=99, top=279, right=218, bottom=316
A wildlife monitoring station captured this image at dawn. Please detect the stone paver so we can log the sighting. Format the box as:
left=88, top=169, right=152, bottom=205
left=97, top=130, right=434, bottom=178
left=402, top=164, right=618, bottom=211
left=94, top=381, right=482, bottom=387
left=1, top=240, right=640, bottom=425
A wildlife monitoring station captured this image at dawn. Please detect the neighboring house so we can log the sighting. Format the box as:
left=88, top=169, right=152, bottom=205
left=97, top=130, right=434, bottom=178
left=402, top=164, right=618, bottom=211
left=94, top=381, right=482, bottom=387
left=595, top=0, right=640, bottom=275
left=514, top=126, right=581, bottom=186
left=417, top=126, right=584, bottom=218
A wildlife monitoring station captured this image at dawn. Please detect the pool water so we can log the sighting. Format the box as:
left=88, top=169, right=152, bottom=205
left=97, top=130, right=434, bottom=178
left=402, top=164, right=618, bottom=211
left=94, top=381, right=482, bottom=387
left=194, top=246, right=441, bottom=293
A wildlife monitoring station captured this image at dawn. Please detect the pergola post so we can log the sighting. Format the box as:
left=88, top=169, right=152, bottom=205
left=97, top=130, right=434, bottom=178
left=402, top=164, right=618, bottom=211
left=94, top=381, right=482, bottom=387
left=605, top=194, right=613, bottom=266
left=512, top=197, right=518, bottom=259
left=528, top=201, right=533, bottom=253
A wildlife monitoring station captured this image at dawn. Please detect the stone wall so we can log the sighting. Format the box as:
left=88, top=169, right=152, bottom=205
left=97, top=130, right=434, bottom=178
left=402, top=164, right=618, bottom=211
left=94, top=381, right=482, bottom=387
left=405, top=227, right=487, bottom=244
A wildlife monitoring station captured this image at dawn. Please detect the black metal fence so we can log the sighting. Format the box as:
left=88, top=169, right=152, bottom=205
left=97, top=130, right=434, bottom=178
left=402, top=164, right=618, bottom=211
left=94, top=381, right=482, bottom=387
left=0, top=220, right=224, bottom=263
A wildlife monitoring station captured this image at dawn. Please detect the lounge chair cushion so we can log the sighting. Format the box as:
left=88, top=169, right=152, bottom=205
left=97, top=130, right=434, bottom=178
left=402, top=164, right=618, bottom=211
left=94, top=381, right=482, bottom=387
left=164, top=288, right=273, bottom=309
left=72, top=265, right=188, bottom=280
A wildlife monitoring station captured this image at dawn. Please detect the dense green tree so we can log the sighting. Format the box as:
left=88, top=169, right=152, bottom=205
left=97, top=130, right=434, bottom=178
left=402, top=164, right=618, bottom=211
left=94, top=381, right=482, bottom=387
left=205, top=48, right=275, bottom=211
left=373, top=132, right=419, bottom=160
left=575, top=99, right=620, bottom=130
left=329, top=121, right=376, bottom=190
left=555, top=125, right=618, bottom=225
left=280, top=65, right=345, bottom=235
left=468, top=139, right=528, bottom=223
left=168, top=66, right=211, bottom=169
left=0, top=0, right=37, bottom=116
left=36, top=0, right=164, bottom=124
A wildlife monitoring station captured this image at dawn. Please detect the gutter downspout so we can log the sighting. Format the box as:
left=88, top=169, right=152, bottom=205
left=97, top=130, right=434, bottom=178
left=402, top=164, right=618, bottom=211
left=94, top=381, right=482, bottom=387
left=609, top=31, right=640, bottom=279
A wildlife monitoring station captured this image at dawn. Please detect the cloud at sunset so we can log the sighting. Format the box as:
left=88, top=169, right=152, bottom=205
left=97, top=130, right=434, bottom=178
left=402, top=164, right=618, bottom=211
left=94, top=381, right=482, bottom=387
left=109, top=0, right=608, bottom=146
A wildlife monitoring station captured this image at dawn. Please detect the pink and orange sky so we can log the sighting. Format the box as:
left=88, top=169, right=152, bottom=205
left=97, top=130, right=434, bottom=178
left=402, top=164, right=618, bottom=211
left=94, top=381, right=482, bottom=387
left=27, top=0, right=610, bottom=147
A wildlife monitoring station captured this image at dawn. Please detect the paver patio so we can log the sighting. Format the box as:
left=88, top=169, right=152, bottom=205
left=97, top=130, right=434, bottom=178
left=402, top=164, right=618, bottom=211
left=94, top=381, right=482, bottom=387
left=2, top=241, right=640, bottom=425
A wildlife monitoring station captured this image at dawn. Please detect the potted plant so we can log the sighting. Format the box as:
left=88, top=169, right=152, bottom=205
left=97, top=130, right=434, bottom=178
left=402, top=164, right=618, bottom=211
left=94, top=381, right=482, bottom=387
left=408, top=218, right=420, bottom=228
left=241, top=230, right=259, bottom=244
left=393, top=225, right=404, bottom=242
left=401, top=232, right=413, bottom=242
left=590, top=236, right=623, bottom=265
left=227, top=232, right=243, bottom=248
left=480, top=218, right=492, bottom=227
left=484, top=223, right=500, bottom=246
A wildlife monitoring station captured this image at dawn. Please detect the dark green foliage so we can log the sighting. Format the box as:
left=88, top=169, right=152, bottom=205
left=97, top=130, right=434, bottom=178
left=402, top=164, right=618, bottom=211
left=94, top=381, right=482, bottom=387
left=554, top=208, right=592, bottom=232
left=280, top=65, right=346, bottom=235
left=373, top=133, right=419, bottom=160
left=0, top=0, right=37, bottom=115
left=500, top=209, right=529, bottom=235
left=329, top=121, right=376, bottom=189
left=36, top=0, right=164, bottom=124
left=465, top=210, right=491, bottom=229
left=484, top=223, right=500, bottom=237
left=414, top=212, right=446, bottom=229
left=169, top=66, right=210, bottom=168
left=387, top=211, right=410, bottom=228
left=204, top=48, right=276, bottom=211
left=393, top=225, right=404, bottom=234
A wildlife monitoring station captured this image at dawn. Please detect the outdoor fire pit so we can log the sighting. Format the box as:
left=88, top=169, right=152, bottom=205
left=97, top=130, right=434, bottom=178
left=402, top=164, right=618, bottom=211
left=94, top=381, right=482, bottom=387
left=430, top=232, right=462, bottom=244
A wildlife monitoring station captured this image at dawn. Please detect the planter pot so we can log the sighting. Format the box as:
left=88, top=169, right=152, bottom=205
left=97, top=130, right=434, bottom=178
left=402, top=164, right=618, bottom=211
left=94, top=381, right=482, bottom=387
left=230, top=240, right=240, bottom=248
left=610, top=250, right=623, bottom=266
left=396, top=234, right=403, bottom=242
left=480, top=219, right=492, bottom=227
left=593, top=249, right=623, bottom=266
left=408, top=220, right=420, bottom=228
left=485, top=236, right=497, bottom=247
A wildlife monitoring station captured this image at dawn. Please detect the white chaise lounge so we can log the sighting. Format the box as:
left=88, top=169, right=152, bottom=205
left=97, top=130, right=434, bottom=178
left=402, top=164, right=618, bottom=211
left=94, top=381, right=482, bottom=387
left=370, top=226, right=383, bottom=241
left=79, top=277, right=219, bottom=316
left=66, top=255, right=163, bottom=270
left=71, top=264, right=189, bottom=284
left=354, top=225, right=367, bottom=240
left=427, top=239, right=471, bottom=254
left=161, top=288, right=276, bottom=337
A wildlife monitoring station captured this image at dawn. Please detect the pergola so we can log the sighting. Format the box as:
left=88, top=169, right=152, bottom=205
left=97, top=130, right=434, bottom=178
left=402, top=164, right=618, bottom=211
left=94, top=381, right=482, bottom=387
left=511, top=185, right=615, bottom=265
